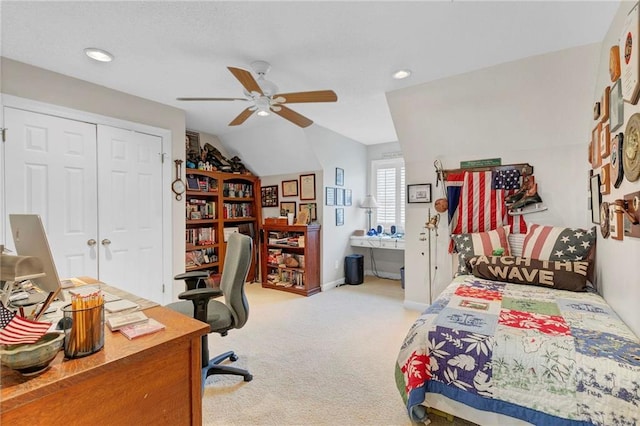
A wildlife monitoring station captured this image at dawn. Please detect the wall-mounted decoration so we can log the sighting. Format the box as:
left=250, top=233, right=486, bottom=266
left=300, top=173, right=316, bottom=200
left=592, top=123, right=602, bottom=168
left=282, top=179, right=298, bottom=197
left=325, top=187, right=335, bottom=206
left=590, top=174, right=601, bottom=225
left=623, top=113, right=640, bottom=182
left=345, top=189, right=352, bottom=206
left=280, top=201, right=296, bottom=216
left=336, top=188, right=345, bottom=206
left=611, top=133, right=624, bottom=188
left=261, top=185, right=278, bottom=207
left=407, top=183, right=432, bottom=203
left=588, top=140, right=593, bottom=166
left=600, top=123, right=610, bottom=158
left=601, top=163, right=611, bottom=195
left=300, top=203, right=317, bottom=221
left=335, top=167, right=344, bottom=186
left=610, top=79, right=624, bottom=132
left=610, top=45, right=621, bottom=82
left=593, top=101, right=601, bottom=120
left=623, top=191, right=640, bottom=238
left=610, top=203, right=624, bottom=240
left=336, top=208, right=344, bottom=226
left=601, top=86, right=610, bottom=122
left=600, top=201, right=610, bottom=238
left=621, top=3, right=640, bottom=104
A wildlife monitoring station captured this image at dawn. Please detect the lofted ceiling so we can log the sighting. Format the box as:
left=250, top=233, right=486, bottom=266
left=1, top=1, right=619, bottom=146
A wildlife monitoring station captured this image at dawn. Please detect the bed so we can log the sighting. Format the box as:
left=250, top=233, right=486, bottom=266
left=395, top=226, right=640, bottom=425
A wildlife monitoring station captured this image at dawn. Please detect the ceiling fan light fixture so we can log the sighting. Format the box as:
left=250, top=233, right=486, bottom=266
left=257, top=110, right=270, bottom=117
left=392, top=69, right=412, bottom=80
left=84, top=47, right=114, bottom=62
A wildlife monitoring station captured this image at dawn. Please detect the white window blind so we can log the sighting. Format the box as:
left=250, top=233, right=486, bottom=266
left=372, top=159, right=405, bottom=230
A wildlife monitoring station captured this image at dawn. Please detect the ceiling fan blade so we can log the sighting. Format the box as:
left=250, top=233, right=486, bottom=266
left=273, top=90, right=337, bottom=104
left=273, top=105, right=313, bottom=128
left=228, top=67, right=263, bottom=96
left=176, top=97, right=247, bottom=101
left=229, top=107, right=256, bottom=126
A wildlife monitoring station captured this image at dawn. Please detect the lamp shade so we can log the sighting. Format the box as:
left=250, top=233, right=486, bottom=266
left=360, top=195, right=378, bottom=209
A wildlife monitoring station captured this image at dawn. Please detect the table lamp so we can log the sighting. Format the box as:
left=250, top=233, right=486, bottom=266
left=360, top=195, right=378, bottom=231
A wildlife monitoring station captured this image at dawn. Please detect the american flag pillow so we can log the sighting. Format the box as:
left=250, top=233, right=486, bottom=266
left=452, top=226, right=511, bottom=275
left=522, top=224, right=596, bottom=261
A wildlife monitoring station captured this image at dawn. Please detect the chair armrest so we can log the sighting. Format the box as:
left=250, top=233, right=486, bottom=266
left=178, top=287, right=223, bottom=301
left=178, top=287, right=223, bottom=323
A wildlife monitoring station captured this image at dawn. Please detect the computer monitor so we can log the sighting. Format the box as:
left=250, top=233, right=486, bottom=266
left=9, top=214, right=65, bottom=301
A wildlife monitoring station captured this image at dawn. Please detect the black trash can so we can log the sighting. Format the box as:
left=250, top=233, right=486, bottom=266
left=345, top=254, right=364, bottom=285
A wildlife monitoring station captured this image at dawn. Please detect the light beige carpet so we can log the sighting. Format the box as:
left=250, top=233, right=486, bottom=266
left=202, top=277, right=477, bottom=426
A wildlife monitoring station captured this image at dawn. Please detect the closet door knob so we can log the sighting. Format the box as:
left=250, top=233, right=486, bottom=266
left=101, top=239, right=111, bottom=246
left=87, top=239, right=97, bottom=246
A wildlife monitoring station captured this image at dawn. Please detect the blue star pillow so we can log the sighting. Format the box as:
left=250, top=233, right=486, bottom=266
left=522, top=224, right=596, bottom=261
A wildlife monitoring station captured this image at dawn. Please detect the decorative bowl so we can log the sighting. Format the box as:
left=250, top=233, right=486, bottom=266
left=0, top=332, right=64, bottom=375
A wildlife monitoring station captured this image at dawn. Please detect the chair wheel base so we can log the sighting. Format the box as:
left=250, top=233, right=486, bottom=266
left=230, top=353, right=238, bottom=362
left=244, top=374, right=253, bottom=382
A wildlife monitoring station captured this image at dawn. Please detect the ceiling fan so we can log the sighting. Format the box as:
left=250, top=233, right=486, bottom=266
left=177, top=61, right=338, bottom=128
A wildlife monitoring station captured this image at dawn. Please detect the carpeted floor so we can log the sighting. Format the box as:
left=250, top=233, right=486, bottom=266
left=202, top=276, right=477, bottom=426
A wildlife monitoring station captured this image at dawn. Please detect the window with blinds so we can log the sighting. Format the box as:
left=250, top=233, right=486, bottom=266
left=372, top=158, right=405, bottom=230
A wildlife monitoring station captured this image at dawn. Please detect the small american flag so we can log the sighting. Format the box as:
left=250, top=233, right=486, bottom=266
left=0, top=301, right=51, bottom=345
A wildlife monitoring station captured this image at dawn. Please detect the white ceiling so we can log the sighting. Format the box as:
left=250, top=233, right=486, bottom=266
left=1, top=1, right=620, bottom=146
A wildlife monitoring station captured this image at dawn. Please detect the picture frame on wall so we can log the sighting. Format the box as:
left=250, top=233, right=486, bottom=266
left=325, top=187, right=335, bottom=206
left=280, top=201, right=297, bottom=216
left=610, top=79, right=624, bottom=132
left=282, top=179, right=298, bottom=197
left=600, top=85, right=610, bottom=123
left=261, top=185, right=278, bottom=207
left=336, top=208, right=344, bottom=226
left=335, top=167, right=344, bottom=186
left=336, top=188, right=345, bottom=206
left=345, top=189, right=352, bottom=206
left=407, top=183, right=432, bottom=203
left=300, top=203, right=317, bottom=221
left=300, top=173, right=316, bottom=200
left=590, top=173, right=601, bottom=224
left=600, top=123, right=610, bottom=159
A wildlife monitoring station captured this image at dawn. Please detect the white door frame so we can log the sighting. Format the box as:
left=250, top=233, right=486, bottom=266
left=1, top=94, right=173, bottom=305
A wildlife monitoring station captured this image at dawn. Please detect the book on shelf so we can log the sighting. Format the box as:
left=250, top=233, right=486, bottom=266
left=107, top=311, right=149, bottom=331
left=119, top=318, right=165, bottom=340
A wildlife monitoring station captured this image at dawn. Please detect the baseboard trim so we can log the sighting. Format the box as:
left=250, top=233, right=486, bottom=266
left=404, top=300, right=429, bottom=312
left=322, top=278, right=344, bottom=291
left=364, top=270, right=401, bottom=280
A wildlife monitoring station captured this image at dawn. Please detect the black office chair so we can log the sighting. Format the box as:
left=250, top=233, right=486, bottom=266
left=167, top=232, right=253, bottom=385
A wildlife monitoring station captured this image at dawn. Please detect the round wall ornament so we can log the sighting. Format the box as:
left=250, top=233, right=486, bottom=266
left=623, top=113, right=640, bottom=182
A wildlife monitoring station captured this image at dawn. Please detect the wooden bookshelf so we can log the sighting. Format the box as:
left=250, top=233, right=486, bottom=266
left=184, top=168, right=261, bottom=281
left=261, top=224, right=320, bottom=296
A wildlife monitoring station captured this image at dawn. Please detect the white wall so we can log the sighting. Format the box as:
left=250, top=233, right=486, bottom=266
left=589, top=2, right=640, bottom=337
left=387, top=44, right=605, bottom=315
left=307, top=125, right=367, bottom=288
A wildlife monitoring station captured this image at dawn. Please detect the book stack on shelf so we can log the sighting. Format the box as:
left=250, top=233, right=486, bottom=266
left=186, top=199, right=215, bottom=220
left=223, top=202, right=254, bottom=219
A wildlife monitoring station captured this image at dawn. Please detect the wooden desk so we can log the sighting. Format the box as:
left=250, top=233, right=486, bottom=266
left=1, top=306, right=208, bottom=425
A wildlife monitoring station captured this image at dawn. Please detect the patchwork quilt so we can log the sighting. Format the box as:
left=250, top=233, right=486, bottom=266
left=395, top=275, right=640, bottom=425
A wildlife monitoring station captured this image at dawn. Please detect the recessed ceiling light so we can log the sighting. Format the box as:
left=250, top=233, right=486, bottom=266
left=392, top=69, right=412, bottom=80
left=84, top=47, right=114, bottom=62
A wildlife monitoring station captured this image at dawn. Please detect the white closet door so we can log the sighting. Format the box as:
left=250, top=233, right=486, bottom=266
left=3, top=107, right=99, bottom=278
left=97, top=125, right=164, bottom=303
